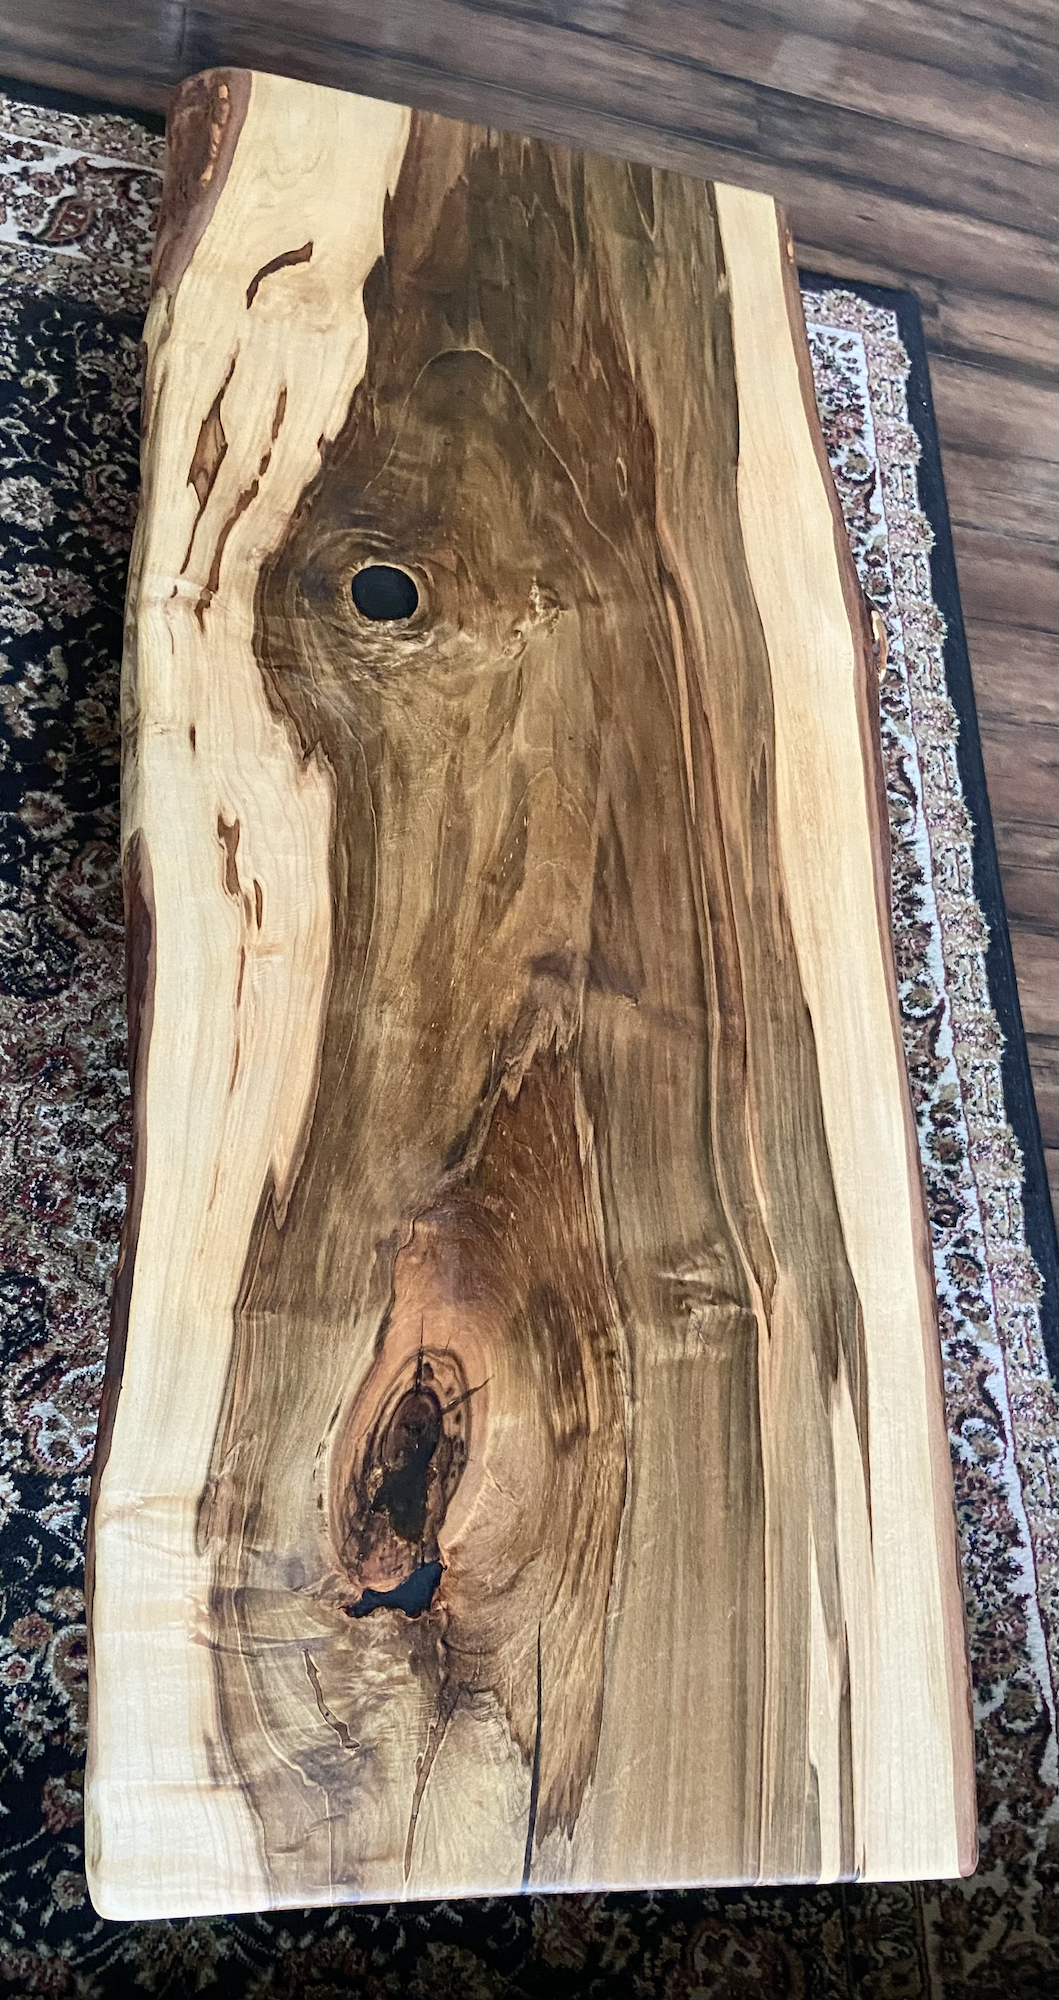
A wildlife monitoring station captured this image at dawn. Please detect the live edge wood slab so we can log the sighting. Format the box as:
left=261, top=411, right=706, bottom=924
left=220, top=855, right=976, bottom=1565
left=85, top=67, right=976, bottom=1919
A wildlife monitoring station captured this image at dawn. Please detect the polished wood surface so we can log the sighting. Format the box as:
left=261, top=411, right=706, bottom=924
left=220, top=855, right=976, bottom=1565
left=0, top=0, right=1054, bottom=1217
left=85, top=66, right=974, bottom=1920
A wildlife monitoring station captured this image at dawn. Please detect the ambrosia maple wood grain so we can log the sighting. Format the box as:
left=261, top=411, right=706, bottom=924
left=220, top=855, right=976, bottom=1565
left=85, top=66, right=976, bottom=1919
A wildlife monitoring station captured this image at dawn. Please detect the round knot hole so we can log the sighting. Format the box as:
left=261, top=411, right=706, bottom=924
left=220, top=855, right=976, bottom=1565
left=351, top=564, right=419, bottom=622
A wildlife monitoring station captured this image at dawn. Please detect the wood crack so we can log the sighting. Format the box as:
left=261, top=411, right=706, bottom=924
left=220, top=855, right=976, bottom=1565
left=302, top=1649, right=360, bottom=1754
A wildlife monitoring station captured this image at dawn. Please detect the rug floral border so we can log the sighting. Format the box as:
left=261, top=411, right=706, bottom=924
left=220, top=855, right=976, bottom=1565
left=802, top=289, right=1056, bottom=1665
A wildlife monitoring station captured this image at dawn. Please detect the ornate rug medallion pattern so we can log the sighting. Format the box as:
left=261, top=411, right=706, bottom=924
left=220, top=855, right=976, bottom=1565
left=0, top=92, right=1055, bottom=1999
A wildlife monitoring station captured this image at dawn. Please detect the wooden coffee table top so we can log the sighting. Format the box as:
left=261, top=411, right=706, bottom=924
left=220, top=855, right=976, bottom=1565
left=85, top=66, right=975, bottom=1919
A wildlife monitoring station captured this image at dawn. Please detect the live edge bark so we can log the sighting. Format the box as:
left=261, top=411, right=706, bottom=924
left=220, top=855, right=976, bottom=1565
left=86, top=68, right=975, bottom=1918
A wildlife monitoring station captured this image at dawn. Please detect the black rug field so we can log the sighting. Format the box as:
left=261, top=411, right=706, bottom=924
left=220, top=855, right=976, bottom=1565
left=0, top=76, right=1056, bottom=2000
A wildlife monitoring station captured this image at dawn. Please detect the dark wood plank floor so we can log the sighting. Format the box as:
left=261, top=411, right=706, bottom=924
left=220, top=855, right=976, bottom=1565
left=1, top=0, right=1055, bottom=1217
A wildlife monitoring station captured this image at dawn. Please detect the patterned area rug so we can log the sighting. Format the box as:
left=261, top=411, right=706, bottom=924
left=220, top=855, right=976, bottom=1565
left=0, top=84, right=1056, bottom=2000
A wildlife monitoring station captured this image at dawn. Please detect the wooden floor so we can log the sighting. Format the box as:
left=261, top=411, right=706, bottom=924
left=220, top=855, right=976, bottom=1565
left=2, top=0, right=1055, bottom=1216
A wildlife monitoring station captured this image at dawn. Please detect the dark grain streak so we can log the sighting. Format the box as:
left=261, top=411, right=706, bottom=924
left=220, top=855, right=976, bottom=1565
left=246, top=239, right=314, bottom=309
left=182, top=356, right=235, bottom=574
left=521, top=1624, right=543, bottom=1888
left=195, top=476, right=260, bottom=625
